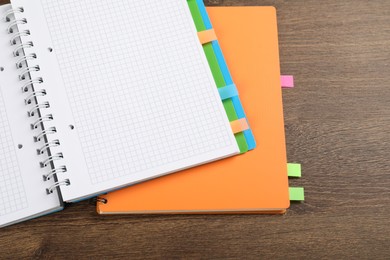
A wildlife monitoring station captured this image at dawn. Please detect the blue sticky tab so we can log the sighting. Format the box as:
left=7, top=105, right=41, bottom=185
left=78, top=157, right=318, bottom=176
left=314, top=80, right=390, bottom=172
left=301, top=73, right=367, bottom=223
left=218, top=84, right=238, bottom=100
left=212, top=41, right=233, bottom=85
left=196, top=0, right=212, bottom=30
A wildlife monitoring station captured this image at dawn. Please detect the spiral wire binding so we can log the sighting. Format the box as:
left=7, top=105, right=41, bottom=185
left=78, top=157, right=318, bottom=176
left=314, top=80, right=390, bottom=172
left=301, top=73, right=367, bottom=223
left=37, top=140, right=60, bottom=155
left=3, top=7, right=70, bottom=194
left=30, top=114, right=53, bottom=129
left=47, top=180, right=70, bottom=194
left=21, top=77, right=43, bottom=92
left=3, top=7, right=23, bottom=22
left=40, top=153, right=64, bottom=168
left=24, top=89, right=46, bottom=105
left=16, top=52, right=36, bottom=69
left=19, top=64, right=39, bottom=80
left=95, top=197, right=108, bottom=204
left=7, top=18, right=26, bottom=33
left=28, top=101, right=50, bottom=117
left=10, top=30, right=30, bottom=45
left=34, top=127, right=57, bottom=142
left=44, top=166, right=67, bottom=181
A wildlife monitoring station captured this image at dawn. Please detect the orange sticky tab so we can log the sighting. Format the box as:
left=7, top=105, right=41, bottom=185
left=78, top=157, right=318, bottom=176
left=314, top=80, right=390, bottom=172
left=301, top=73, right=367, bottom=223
left=198, top=29, right=217, bottom=44
left=230, top=118, right=249, bottom=134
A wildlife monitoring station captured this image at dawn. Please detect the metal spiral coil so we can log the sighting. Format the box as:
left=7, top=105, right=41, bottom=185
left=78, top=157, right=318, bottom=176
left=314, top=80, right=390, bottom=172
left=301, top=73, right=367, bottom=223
left=10, top=30, right=30, bottom=45
left=21, top=77, right=42, bottom=92
left=19, top=64, right=39, bottom=80
left=28, top=102, right=50, bottom=117
left=16, top=53, right=36, bottom=69
left=43, top=166, right=67, bottom=181
left=24, top=89, right=46, bottom=105
left=46, top=180, right=70, bottom=195
left=40, top=153, right=64, bottom=168
left=30, top=114, right=53, bottom=129
left=34, top=127, right=57, bottom=142
left=96, top=197, right=108, bottom=204
left=7, top=18, right=26, bottom=33
left=4, top=6, right=69, bottom=195
left=3, top=7, right=24, bottom=22
left=13, top=41, right=33, bottom=57
left=37, top=140, right=60, bottom=155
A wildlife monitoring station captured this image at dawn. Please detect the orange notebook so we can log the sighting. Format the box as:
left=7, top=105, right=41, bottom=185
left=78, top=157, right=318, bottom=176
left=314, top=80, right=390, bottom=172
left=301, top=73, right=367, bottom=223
left=97, top=7, right=289, bottom=214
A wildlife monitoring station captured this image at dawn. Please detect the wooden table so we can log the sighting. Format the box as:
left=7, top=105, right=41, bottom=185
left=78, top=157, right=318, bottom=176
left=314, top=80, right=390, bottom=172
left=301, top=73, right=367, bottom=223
left=1, top=0, right=389, bottom=258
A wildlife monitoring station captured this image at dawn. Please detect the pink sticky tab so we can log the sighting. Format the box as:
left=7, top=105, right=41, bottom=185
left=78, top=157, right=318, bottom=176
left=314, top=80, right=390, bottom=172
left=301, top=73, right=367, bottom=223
left=281, top=75, right=294, bottom=88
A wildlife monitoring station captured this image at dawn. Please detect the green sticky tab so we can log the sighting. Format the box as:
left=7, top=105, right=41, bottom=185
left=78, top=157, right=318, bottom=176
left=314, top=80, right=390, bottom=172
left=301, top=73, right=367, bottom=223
left=204, top=44, right=225, bottom=87
left=187, top=0, right=205, bottom=32
left=287, top=163, right=302, bottom=178
left=289, top=187, right=305, bottom=201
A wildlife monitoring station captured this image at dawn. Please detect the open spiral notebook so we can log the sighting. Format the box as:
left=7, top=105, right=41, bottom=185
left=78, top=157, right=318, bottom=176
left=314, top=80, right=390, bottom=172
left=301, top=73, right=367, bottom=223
left=0, top=0, right=254, bottom=228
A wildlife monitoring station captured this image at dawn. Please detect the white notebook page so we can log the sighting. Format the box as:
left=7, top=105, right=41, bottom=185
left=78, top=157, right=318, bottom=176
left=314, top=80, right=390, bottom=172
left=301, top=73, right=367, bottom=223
left=12, top=0, right=238, bottom=201
left=0, top=89, right=28, bottom=220
left=0, top=4, right=62, bottom=228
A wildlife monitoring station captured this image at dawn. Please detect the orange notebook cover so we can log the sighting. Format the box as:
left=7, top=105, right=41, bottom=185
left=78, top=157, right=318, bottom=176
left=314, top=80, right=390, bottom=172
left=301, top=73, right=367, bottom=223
left=97, top=7, right=289, bottom=214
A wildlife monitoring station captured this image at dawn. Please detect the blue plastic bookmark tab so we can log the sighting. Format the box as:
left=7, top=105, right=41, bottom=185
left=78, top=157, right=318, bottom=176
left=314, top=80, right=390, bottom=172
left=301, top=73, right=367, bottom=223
left=218, top=84, right=238, bottom=100
left=196, top=0, right=212, bottom=29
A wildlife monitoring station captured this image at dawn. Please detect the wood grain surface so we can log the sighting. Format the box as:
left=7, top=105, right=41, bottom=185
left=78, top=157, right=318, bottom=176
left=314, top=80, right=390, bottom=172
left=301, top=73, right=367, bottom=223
left=1, top=0, right=389, bottom=259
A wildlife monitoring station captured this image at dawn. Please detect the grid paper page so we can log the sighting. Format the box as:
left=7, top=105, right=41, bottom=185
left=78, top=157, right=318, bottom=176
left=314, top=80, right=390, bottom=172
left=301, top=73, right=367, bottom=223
left=39, top=0, right=236, bottom=185
left=0, top=90, right=28, bottom=216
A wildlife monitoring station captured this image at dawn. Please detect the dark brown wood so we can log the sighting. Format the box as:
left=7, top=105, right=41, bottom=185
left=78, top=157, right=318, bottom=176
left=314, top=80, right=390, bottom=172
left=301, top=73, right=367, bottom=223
left=1, top=0, right=389, bottom=258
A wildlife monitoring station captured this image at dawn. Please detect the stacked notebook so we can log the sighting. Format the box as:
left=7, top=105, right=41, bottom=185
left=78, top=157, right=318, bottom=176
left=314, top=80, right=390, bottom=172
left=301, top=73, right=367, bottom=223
left=98, top=3, right=290, bottom=214
left=0, top=0, right=293, bottom=228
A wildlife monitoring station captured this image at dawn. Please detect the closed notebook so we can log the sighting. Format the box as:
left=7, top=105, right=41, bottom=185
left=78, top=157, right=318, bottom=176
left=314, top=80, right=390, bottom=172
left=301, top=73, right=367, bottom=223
left=97, top=6, right=290, bottom=214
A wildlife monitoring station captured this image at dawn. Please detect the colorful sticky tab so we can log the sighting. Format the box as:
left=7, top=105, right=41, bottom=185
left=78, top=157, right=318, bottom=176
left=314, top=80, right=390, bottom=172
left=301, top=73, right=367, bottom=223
left=281, top=75, right=294, bottom=88
left=189, top=0, right=256, bottom=153
left=230, top=118, right=249, bottom=134
left=218, top=84, right=238, bottom=100
left=289, top=187, right=305, bottom=201
left=198, top=29, right=217, bottom=44
left=287, top=163, right=302, bottom=178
